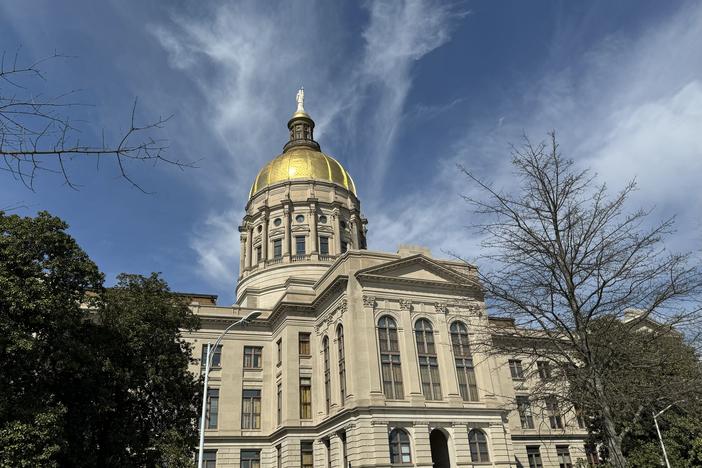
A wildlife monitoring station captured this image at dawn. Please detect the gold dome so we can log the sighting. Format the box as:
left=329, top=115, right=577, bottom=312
left=249, top=147, right=356, bottom=198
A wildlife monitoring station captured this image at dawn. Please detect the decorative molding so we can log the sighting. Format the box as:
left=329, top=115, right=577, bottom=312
left=315, top=298, right=348, bottom=335
left=362, top=295, right=376, bottom=308
left=434, top=302, right=448, bottom=314
left=338, top=299, right=348, bottom=316
left=466, top=302, right=483, bottom=317
left=399, top=299, right=412, bottom=311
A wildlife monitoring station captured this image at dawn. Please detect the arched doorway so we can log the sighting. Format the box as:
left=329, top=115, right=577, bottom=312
left=430, top=429, right=451, bottom=468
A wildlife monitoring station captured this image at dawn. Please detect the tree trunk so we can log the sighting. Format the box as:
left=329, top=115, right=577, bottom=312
left=594, top=374, right=628, bottom=467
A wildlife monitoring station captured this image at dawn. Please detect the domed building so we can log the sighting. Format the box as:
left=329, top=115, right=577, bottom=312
left=182, top=92, right=589, bottom=468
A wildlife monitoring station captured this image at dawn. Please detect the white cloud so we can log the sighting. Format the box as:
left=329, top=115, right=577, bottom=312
left=366, top=2, right=702, bottom=267
left=153, top=1, right=463, bottom=296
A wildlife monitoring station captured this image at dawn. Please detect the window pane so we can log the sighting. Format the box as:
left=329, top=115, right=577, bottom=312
left=296, top=236, right=305, bottom=255
left=299, top=333, right=310, bottom=355
left=206, top=388, right=219, bottom=429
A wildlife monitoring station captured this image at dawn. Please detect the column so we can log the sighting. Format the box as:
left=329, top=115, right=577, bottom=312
left=283, top=203, right=291, bottom=261
left=245, top=224, right=253, bottom=270
left=434, top=307, right=462, bottom=403
left=238, top=228, right=246, bottom=275
left=309, top=201, right=318, bottom=258
left=332, top=207, right=341, bottom=255
left=261, top=209, right=269, bottom=262
left=350, top=214, right=359, bottom=249
left=412, top=423, right=433, bottom=467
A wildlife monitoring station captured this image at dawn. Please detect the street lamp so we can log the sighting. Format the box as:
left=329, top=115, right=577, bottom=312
left=653, top=401, right=684, bottom=468
left=197, top=310, right=261, bottom=468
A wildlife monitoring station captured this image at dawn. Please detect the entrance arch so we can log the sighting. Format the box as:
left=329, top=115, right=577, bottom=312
left=429, top=429, right=451, bottom=468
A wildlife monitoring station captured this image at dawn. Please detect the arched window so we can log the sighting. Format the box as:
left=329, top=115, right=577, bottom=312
left=378, top=316, right=404, bottom=399
left=468, top=429, right=490, bottom=462
left=451, top=321, right=479, bottom=401
left=388, top=428, right=412, bottom=463
left=414, top=319, right=441, bottom=400
left=337, top=325, right=347, bottom=405
left=323, top=335, right=331, bottom=413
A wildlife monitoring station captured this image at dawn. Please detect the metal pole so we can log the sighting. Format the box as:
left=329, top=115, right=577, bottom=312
left=196, top=311, right=261, bottom=468
left=197, top=342, right=211, bottom=468
left=653, top=409, right=672, bottom=468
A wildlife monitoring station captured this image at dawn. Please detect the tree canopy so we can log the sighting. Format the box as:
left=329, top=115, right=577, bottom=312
left=0, top=211, right=200, bottom=467
left=462, top=133, right=702, bottom=467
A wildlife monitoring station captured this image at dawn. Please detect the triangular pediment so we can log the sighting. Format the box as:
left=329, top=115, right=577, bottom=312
left=355, top=254, right=474, bottom=287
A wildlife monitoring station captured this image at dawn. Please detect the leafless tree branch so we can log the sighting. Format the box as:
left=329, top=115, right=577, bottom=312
left=0, top=49, right=196, bottom=192
left=458, top=131, right=702, bottom=467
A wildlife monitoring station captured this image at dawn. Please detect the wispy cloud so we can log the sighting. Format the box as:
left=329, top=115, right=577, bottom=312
left=153, top=0, right=463, bottom=299
left=367, top=1, right=702, bottom=263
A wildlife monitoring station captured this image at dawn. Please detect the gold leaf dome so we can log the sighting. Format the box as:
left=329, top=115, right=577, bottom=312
left=249, top=147, right=356, bottom=198
left=249, top=89, right=356, bottom=198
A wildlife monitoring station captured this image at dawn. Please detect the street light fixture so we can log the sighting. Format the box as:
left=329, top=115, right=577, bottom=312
left=653, top=400, right=685, bottom=468
left=197, top=310, right=261, bottom=468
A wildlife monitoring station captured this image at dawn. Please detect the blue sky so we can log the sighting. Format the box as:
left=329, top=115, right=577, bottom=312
left=2, top=1, right=701, bottom=305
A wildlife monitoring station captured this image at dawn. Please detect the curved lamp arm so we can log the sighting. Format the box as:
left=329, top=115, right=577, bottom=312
left=205, top=310, right=261, bottom=370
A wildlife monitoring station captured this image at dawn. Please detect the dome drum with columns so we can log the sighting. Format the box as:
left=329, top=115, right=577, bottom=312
left=237, top=90, right=367, bottom=308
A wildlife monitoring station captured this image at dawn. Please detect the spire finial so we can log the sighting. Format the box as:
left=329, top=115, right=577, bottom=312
left=296, top=86, right=305, bottom=113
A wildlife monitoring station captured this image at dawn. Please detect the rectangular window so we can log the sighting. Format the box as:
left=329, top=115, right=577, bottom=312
left=203, top=450, right=217, bottom=468
left=206, top=388, right=219, bottom=429
left=301, top=441, right=314, bottom=468
left=277, top=338, right=282, bottom=366
left=319, top=236, right=329, bottom=255
left=557, top=446, right=573, bottom=468
left=418, top=355, right=442, bottom=400
left=295, top=236, right=306, bottom=255
left=201, top=344, right=222, bottom=369
left=509, top=359, right=524, bottom=379
left=240, top=449, right=261, bottom=468
left=516, top=395, right=535, bottom=429
left=256, top=245, right=262, bottom=263
left=340, top=240, right=348, bottom=253
left=241, top=389, right=261, bottom=429
left=324, top=439, right=332, bottom=468
left=527, top=446, right=543, bottom=468
left=455, top=357, right=479, bottom=401
left=574, top=403, right=586, bottom=429
left=299, top=332, right=311, bottom=355
left=537, top=361, right=552, bottom=380
left=300, top=377, right=312, bottom=419
left=380, top=354, right=404, bottom=399
left=546, top=396, right=563, bottom=429
left=340, top=432, right=348, bottom=468
left=243, top=346, right=262, bottom=369
left=273, top=238, right=282, bottom=258
left=277, top=382, right=282, bottom=426
left=585, top=443, right=599, bottom=465
left=276, top=445, right=282, bottom=468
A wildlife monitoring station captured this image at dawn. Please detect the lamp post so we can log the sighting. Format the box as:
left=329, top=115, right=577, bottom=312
left=653, top=402, right=682, bottom=468
left=197, top=310, right=261, bottom=468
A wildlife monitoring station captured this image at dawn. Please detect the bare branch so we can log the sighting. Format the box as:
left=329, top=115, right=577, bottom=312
left=0, top=49, right=196, bottom=191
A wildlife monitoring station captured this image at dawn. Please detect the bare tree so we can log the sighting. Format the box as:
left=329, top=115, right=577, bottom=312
left=0, top=49, right=194, bottom=192
left=460, top=133, right=702, bottom=467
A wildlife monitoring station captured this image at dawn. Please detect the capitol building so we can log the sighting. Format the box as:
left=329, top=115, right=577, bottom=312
left=184, top=93, right=589, bottom=468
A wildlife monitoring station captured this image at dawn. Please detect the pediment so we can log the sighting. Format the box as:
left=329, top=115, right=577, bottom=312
left=355, top=254, right=474, bottom=287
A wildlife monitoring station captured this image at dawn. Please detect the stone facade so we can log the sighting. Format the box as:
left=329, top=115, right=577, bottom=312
left=182, top=102, right=588, bottom=467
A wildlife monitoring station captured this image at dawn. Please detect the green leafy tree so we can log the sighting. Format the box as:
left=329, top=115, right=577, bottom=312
left=575, top=319, right=702, bottom=467
left=0, top=211, right=200, bottom=467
